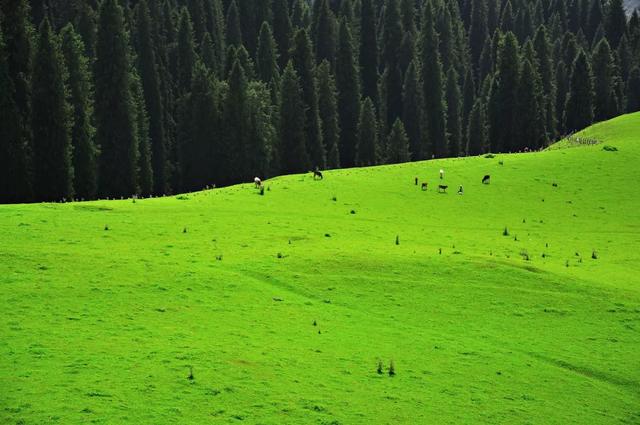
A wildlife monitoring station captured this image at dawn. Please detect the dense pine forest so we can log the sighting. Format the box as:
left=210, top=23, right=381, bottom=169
left=1, top=0, right=639, bottom=203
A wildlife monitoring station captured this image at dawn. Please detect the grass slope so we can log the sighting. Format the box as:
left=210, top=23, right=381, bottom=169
left=1, top=113, right=639, bottom=424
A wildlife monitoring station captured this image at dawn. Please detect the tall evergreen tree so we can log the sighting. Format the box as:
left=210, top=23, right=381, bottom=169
left=290, top=29, right=325, bottom=169
left=135, top=0, right=167, bottom=194
left=462, top=67, right=476, bottom=136
left=60, top=24, right=98, bottom=200
left=359, top=0, right=379, bottom=107
left=534, top=25, right=557, bottom=140
left=386, top=118, right=410, bottom=163
left=94, top=0, right=139, bottom=197
left=314, top=0, right=338, bottom=66
left=272, top=0, right=293, bottom=68
left=445, top=67, right=462, bottom=157
left=317, top=60, right=341, bottom=168
left=279, top=62, right=310, bottom=173
left=179, top=62, right=219, bottom=191
left=467, top=98, right=488, bottom=155
left=591, top=38, right=617, bottom=121
left=555, top=60, right=569, bottom=134
left=246, top=81, right=275, bottom=179
left=420, top=1, right=447, bottom=158
left=469, top=0, right=488, bottom=69
left=564, top=50, right=594, bottom=132
left=32, top=19, right=74, bottom=201
left=489, top=32, right=520, bottom=153
left=516, top=58, right=546, bottom=150
left=223, top=59, right=249, bottom=183
left=381, top=0, right=404, bottom=128
left=226, top=0, right=242, bottom=47
left=627, top=67, right=640, bottom=112
left=132, top=71, right=153, bottom=196
left=256, top=22, right=280, bottom=85
left=0, top=0, right=34, bottom=202
left=605, top=0, right=626, bottom=48
left=335, top=19, right=361, bottom=167
left=177, top=8, right=197, bottom=96
left=356, top=97, right=378, bottom=165
left=402, top=60, right=424, bottom=160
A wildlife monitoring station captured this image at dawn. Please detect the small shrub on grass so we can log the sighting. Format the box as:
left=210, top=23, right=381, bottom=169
left=324, top=233, right=331, bottom=238
left=395, top=235, right=400, bottom=245
left=332, top=196, right=337, bottom=202
left=520, top=250, right=530, bottom=261
left=388, top=360, right=396, bottom=377
left=602, top=145, right=618, bottom=151
left=215, top=254, right=223, bottom=261
left=259, top=187, right=265, bottom=196
left=104, top=225, right=109, bottom=231
left=499, top=160, right=504, bottom=165
left=277, top=252, right=284, bottom=259
left=188, top=366, right=194, bottom=381
left=377, top=360, right=384, bottom=374
left=350, top=209, right=356, bottom=214
left=183, top=227, right=187, bottom=234
left=592, top=250, right=598, bottom=259
left=503, top=227, right=509, bottom=236
left=565, top=260, right=569, bottom=267
left=484, top=153, right=495, bottom=158
left=313, top=320, right=317, bottom=326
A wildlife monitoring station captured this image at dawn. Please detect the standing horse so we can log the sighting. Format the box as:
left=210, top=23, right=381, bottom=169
left=313, top=170, right=324, bottom=180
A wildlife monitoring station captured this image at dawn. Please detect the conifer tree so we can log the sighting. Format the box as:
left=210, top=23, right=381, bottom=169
left=94, top=0, right=139, bottom=197
left=356, top=97, right=378, bottom=165
left=223, top=59, right=249, bottom=182
left=381, top=0, right=404, bottom=128
left=279, top=62, right=310, bottom=173
left=135, top=0, right=167, bottom=194
left=177, top=8, right=197, bottom=96
left=469, top=0, right=488, bottom=68
left=564, top=50, right=594, bottom=132
left=75, top=3, right=97, bottom=58
left=60, top=24, right=98, bottom=200
left=627, top=67, right=640, bottom=112
left=256, top=22, right=280, bottom=85
left=359, top=0, right=379, bottom=107
left=445, top=67, right=463, bottom=157
left=226, top=0, right=242, bottom=47
left=179, top=62, right=219, bottom=191
left=534, top=25, right=557, bottom=140
left=462, top=67, right=476, bottom=134
left=386, top=118, right=410, bottom=163
left=489, top=32, right=520, bottom=153
left=246, top=81, right=275, bottom=179
left=402, top=60, right=424, bottom=160
left=317, top=60, right=341, bottom=168
left=272, top=0, right=293, bottom=68
left=290, top=29, right=325, bottom=169
left=32, top=19, right=74, bottom=201
left=605, top=0, right=626, bottom=48
left=467, top=97, right=488, bottom=155
left=132, top=71, right=153, bottom=196
left=420, top=1, right=447, bottom=158
left=516, top=58, right=546, bottom=150
left=314, top=0, right=338, bottom=67
left=335, top=19, right=361, bottom=167
left=0, top=0, right=34, bottom=202
left=591, top=38, right=617, bottom=121
left=555, top=60, right=569, bottom=134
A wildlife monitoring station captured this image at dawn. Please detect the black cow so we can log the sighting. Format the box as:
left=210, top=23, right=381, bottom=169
left=482, top=175, right=491, bottom=184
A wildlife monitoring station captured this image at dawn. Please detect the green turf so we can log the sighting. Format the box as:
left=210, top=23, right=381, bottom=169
left=1, top=113, right=639, bottom=424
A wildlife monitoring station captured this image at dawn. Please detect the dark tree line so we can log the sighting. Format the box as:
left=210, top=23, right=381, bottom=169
left=1, top=0, right=640, bottom=203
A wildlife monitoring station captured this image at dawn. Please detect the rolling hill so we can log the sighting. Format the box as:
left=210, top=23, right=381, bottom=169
left=1, top=113, right=639, bottom=424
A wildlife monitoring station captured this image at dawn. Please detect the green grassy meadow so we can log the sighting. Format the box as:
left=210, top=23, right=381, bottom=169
left=1, top=113, right=639, bottom=424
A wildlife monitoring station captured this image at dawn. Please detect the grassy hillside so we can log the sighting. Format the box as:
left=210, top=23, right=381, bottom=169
left=1, top=113, right=639, bottom=424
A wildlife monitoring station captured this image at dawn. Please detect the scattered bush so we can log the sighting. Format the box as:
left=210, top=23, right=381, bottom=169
left=602, top=145, right=618, bottom=151
left=324, top=233, right=331, bottom=238
left=503, top=227, right=509, bottom=236
left=395, top=235, right=400, bottom=245
left=377, top=360, right=384, bottom=375
left=183, top=227, right=187, bottom=233
left=313, top=320, right=317, bottom=326
left=388, top=360, right=396, bottom=377
left=484, top=153, right=495, bottom=158
left=277, top=252, right=284, bottom=259
left=592, top=250, right=598, bottom=259
left=104, top=225, right=109, bottom=231
left=332, top=196, right=337, bottom=202
left=188, top=366, right=194, bottom=381
left=520, top=250, right=530, bottom=261
left=552, top=182, right=558, bottom=187
left=215, top=254, right=223, bottom=261
left=350, top=209, right=356, bottom=214
left=498, top=160, right=504, bottom=165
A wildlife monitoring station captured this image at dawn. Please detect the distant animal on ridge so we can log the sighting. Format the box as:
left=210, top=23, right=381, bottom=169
left=440, top=169, right=445, bottom=179
left=254, top=177, right=262, bottom=188
left=421, top=182, right=428, bottom=191
left=482, top=175, right=491, bottom=184
left=438, top=185, right=448, bottom=193
left=313, top=170, right=323, bottom=180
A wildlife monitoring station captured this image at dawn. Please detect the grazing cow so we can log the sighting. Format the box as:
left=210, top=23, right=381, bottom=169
left=482, top=175, right=491, bottom=184
left=421, top=182, right=428, bottom=191
left=440, top=169, right=445, bottom=179
left=313, top=170, right=324, bottom=180
left=438, top=185, right=448, bottom=193
left=254, top=177, right=262, bottom=188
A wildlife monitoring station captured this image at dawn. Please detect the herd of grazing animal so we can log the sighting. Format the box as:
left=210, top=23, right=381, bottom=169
left=252, top=167, right=491, bottom=198
left=417, top=170, right=491, bottom=195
